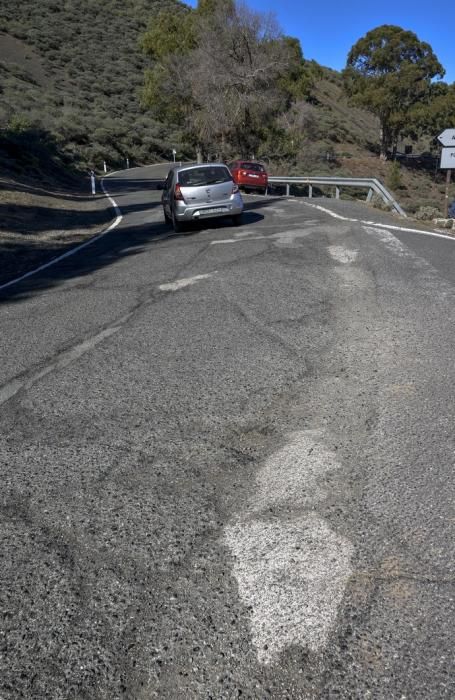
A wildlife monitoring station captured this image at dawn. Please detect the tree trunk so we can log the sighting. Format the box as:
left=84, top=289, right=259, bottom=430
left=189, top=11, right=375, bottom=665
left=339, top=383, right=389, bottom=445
left=379, top=127, right=387, bottom=161
left=379, top=121, right=391, bottom=161
left=196, top=147, right=203, bottom=164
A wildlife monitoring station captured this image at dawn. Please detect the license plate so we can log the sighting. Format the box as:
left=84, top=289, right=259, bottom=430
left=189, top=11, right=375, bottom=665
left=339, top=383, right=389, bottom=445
left=201, top=207, right=227, bottom=215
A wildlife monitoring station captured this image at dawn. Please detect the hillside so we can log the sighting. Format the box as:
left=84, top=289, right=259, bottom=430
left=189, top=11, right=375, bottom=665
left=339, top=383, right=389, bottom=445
left=0, top=0, right=182, bottom=173
left=0, top=0, right=450, bottom=218
left=282, top=70, right=448, bottom=215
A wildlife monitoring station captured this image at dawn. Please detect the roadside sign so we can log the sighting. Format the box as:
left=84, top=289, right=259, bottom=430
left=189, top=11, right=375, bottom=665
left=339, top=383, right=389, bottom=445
left=440, top=147, right=455, bottom=169
left=438, top=129, right=455, bottom=147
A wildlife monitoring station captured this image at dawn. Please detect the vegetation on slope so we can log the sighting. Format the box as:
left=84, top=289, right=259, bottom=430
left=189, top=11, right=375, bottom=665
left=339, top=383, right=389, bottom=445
left=0, top=0, right=453, bottom=217
left=0, top=0, right=181, bottom=174
left=0, top=0, right=392, bottom=178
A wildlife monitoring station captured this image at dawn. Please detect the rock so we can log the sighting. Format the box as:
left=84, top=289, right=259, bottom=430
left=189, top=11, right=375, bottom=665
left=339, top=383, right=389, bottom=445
left=432, top=218, right=454, bottom=229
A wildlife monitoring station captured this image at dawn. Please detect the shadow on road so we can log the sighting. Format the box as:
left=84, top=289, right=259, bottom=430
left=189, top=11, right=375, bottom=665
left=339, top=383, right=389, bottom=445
left=0, top=200, right=113, bottom=235
left=242, top=196, right=285, bottom=212
left=105, top=177, right=165, bottom=193
left=0, top=203, right=264, bottom=303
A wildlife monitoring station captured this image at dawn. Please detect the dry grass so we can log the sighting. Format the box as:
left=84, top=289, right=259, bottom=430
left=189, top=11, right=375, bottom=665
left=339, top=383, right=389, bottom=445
left=0, top=174, right=113, bottom=285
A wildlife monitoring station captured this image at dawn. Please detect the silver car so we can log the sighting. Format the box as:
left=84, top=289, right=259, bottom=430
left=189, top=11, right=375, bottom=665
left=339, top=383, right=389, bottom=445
left=161, top=163, right=244, bottom=232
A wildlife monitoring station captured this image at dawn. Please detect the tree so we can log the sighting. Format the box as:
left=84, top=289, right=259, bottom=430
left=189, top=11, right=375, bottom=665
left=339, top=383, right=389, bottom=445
left=140, top=4, right=196, bottom=60
left=278, top=38, right=322, bottom=102
left=405, top=82, right=455, bottom=139
left=343, top=25, right=444, bottom=159
left=141, top=0, right=303, bottom=159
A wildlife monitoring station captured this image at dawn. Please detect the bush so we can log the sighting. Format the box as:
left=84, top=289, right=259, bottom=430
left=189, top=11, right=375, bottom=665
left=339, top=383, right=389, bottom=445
left=387, top=160, right=403, bottom=191
left=414, top=205, right=441, bottom=220
left=7, top=114, right=32, bottom=133
left=369, top=193, right=392, bottom=211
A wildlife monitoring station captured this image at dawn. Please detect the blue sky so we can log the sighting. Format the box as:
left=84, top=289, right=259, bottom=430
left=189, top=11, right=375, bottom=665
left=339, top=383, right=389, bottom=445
left=186, top=0, right=454, bottom=84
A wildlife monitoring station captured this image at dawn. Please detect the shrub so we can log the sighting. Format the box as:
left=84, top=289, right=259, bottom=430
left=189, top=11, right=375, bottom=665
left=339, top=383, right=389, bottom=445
left=414, top=205, right=441, bottom=220
left=387, top=160, right=403, bottom=191
left=369, top=193, right=392, bottom=211
left=7, top=114, right=32, bottom=133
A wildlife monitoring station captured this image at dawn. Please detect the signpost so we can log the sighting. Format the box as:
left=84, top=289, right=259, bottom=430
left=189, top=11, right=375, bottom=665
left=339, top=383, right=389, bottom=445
left=172, top=148, right=177, bottom=163
left=438, top=129, right=455, bottom=147
left=438, top=129, right=455, bottom=218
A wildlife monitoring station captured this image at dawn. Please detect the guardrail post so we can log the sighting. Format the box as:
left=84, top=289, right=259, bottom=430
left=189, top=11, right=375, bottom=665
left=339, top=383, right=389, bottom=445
left=366, top=188, right=373, bottom=203
left=335, top=186, right=340, bottom=200
left=286, top=184, right=290, bottom=197
left=308, top=185, right=313, bottom=198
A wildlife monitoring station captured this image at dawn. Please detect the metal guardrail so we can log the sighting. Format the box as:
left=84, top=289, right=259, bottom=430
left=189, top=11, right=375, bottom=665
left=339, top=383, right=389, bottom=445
left=267, top=176, right=407, bottom=217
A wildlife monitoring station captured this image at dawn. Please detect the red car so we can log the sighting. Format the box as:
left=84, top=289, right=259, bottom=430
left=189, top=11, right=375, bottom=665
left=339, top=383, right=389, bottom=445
left=228, top=160, right=268, bottom=194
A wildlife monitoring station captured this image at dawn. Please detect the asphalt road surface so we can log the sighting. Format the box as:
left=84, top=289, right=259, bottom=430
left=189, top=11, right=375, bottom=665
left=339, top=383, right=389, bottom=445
left=1, top=164, right=454, bottom=699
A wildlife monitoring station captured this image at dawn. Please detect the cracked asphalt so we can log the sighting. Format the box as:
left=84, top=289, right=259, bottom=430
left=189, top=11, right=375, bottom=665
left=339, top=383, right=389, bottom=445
left=0, top=164, right=454, bottom=699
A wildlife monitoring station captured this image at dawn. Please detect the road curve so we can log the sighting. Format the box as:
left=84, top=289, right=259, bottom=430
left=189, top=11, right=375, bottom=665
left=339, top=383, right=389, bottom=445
left=0, top=165, right=454, bottom=699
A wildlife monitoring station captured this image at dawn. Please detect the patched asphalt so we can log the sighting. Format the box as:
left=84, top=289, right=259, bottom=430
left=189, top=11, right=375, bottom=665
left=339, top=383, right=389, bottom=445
left=0, top=165, right=454, bottom=699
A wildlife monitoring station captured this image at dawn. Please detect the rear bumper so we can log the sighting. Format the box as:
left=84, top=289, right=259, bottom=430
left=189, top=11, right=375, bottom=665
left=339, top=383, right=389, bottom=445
left=174, top=194, right=243, bottom=222
left=237, top=178, right=268, bottom=189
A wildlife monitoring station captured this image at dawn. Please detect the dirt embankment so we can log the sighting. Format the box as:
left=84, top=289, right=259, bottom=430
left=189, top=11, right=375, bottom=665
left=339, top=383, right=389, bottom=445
left=0, top=174, right=114, bottom=287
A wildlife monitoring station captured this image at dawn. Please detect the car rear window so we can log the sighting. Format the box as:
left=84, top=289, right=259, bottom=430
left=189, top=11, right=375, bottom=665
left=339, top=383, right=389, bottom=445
left=240, top=162, right=264, bottom=172
left=178, top=166, right=232, bottom=187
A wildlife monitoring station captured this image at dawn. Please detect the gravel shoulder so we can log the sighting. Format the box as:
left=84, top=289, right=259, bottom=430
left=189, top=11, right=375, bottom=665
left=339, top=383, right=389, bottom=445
left=0, top=174, right=114, bottom=286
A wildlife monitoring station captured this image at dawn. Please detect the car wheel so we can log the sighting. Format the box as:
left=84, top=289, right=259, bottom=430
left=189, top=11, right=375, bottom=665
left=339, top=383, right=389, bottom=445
left=232, top=214, right=243, bottom=226
left=172, top=211, right=184, bottom=233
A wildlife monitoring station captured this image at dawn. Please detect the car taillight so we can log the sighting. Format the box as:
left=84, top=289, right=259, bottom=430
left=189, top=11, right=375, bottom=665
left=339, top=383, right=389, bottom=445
left=232, top=183, right=239, bottom=194
left=174, top=183, right=184, bottom=201
left=241, top=171, right=248, bottom=176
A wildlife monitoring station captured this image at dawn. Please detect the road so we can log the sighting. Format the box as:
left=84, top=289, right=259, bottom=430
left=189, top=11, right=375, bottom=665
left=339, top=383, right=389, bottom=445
left=1, top=164, right=454, bottom=699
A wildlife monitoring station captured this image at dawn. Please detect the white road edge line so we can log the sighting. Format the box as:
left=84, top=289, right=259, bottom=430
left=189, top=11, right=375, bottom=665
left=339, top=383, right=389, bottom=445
left=300, top=200, right=455, bottom=241
left=0, top=163, right=168, bottom=292
left=0, top=184, right=121, bottom=292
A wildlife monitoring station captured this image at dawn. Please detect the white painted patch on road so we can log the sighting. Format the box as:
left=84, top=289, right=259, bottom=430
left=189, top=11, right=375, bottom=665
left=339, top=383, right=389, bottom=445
left=158, top=272, right=216, bottom=291
left=263, top=206, right=287, bottom=215
left=225, top=515, right=353, bottom=664
left=363, top=226, right=408, bottom=256
left=328, top=245, right=358, bottom=264
left=235, top=229, right=270, bottom=239
left=210, top=237, right=265, bottom=245
left=225, top=430, right=353, bottom=664
left=211, top=228, right=318, bottom=248
left=270, top=229, right=314, bottom=248
left=250, top=431, right=341, bottom=513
